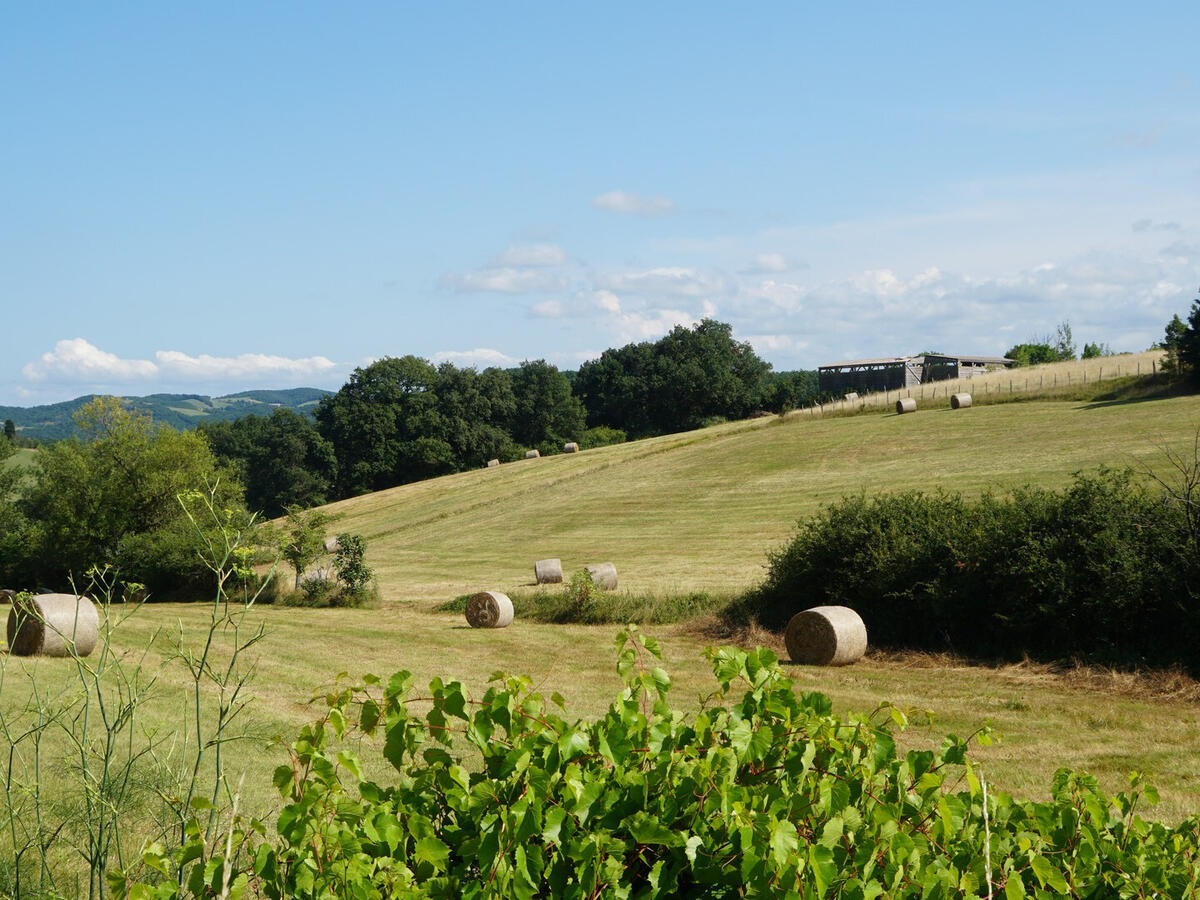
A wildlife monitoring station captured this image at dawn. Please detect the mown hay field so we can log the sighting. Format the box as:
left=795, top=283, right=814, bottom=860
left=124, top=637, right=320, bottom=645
left=4, top=387, right=1200, bottom=835
left=325, top=390, right=1200, bottom=605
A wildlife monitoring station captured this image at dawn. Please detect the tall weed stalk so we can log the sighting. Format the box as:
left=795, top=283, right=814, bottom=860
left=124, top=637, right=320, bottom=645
left=0, top=484, right=275, bottom=899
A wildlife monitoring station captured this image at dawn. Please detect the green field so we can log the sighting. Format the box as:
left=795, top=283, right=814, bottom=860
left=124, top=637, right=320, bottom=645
left=4, top=386, right=1200, bottom=875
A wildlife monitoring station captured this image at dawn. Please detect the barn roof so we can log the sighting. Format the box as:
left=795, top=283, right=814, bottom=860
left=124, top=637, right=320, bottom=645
left=819, top=353, right=1013, bottom=370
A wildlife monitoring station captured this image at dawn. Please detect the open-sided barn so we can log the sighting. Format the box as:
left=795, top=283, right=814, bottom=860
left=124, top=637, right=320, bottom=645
left=818, top=354, right=1013, bottom=396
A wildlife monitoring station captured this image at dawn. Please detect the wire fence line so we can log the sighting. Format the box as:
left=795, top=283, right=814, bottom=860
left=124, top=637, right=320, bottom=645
left=799, top=350, right=1167, bottom=417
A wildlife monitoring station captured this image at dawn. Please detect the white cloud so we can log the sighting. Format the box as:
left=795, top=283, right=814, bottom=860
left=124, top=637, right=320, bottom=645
left=431, top=348, right=518, bottom=368
left=597, top=266, right=728, bottom=298
left=22, top=338, right=339, bottom=387
left=530, top=299, right=565, bottom=318
left=23, top=338, right=157, bottom=381
left=591, top=190, right=675, bottom=217
left=154, top=350, right=337, bottom=379
left=740, top=252, right=792, bottom=274
left=491, top=243, right=567, bottom=267
left=440, top=267, right=567, bottom=294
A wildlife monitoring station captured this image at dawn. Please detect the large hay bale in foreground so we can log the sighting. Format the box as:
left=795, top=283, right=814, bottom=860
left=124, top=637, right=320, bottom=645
left=0, top=589, right=14, bottom=604
left=534, top=558, right=563, bottom=584
left=950, top=392, right=972, bottom=409
left=895, top=397, right=917, bottom=414
left=7, top=593, right=101, bottom=658
left=785, top=606, right=867, bottom=666
left=524, top=449, right=540, bottom=459
left=584, top=563, right=618, bottom=591
left=563, top=442, right=579, bottom=453
left=465, top=591, right=514, bottom=628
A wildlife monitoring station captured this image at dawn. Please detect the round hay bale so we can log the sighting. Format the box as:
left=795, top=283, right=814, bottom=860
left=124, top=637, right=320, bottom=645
left=7, top=593, right=100, bottom=658
left=950, top=392, right=972, bottom=409
left=323, top=536, right=340, bottom=553
left=845, top=392, right=859, bottom=403
left=785, top=606, right=867, bottom=666
left=0, top=589, right=14, bottom=604
left=534, top=558, right=563, bottom=584
left=486, top=458, right=500, bottom=468
left=524, top=449, right=540, bottom=459
left=895, top=397, right=917, bottom=414
left=584, top=562, right=618, bottom=591
left=563, top=442, right=579, bottom=453
left=465, top=591, right=514, bottom=628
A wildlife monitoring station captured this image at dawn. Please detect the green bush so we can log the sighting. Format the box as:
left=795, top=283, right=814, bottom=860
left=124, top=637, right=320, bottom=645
left=579, top=425, right=627, bottom=449
left=116, top=629, right=1200, bottom=897
left=735, top=468, right=1200, bottom=672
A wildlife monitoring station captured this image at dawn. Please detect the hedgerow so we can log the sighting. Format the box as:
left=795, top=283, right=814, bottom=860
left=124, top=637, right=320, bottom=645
left=733, top=467, right=1200, bottom=673
left=114, top=628, right=1200, bottom=898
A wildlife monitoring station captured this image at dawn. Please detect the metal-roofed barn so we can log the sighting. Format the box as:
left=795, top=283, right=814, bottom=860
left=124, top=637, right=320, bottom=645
left=817, top=354, right=1013, bottom=396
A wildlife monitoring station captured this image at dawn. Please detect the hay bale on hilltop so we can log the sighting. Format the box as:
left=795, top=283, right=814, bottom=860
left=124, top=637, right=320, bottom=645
left=584, top=562, right=618, bottom=591
left=950, top=392, right=972, bottom=409
left=486, top=459, right=500, bottom=468
left=785, top=606, right=867, bottom=666
left=895, top=397, right=917, bottom=414
left=534, top=558, right=563, bottom=584
left=465, top=591, right=514, bottom=628
left=524, top=449, right=540, bottom=459
left=563, top=442, right=579, bottom=453
left=323, top=536, right=340, bottom=553
left=7, top=593, right=101, bottom=658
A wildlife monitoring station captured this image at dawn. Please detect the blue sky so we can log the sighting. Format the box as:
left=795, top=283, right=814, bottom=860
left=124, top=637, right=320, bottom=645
left=3, top=3, right=1198, bottom=405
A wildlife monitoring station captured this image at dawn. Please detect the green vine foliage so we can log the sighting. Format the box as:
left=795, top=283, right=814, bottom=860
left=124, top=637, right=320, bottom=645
left=118, top=629, right=1200, bottom=898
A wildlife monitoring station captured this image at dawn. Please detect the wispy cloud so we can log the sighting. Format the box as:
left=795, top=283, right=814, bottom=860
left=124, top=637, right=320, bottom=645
left=739, top=252, right=794, bottom=274
left=591, top=190, right=675, bottom=217
left=597, top=266, right=729, bottom=298
left=439, top=267, right=567, bottom=294
left=1132, top=218, right=1182, bottom=232
left=491, top=243, right=567, bottom=267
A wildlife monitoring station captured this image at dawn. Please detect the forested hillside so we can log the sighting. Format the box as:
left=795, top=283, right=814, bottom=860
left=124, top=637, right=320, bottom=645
left=0, top=387, right=329, bottom=441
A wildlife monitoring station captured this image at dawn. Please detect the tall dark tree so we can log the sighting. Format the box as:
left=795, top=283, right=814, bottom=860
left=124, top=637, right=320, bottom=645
left=200, top=409, right=336, bottom=517
left=3, top=419, right=15, bottom=442
left=315, top=356, right=445, bottom=497
left=509, top=360, right=585, bottom=451
left=1178, top=295, right=1200, bottom=384
left=576, top=319, right=771, bottom=437
left=430, top=363, right=517, bottom=468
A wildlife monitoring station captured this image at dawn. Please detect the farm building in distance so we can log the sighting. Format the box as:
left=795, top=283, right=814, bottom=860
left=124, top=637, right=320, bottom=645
left=817, top=354, right=1014, bottom=396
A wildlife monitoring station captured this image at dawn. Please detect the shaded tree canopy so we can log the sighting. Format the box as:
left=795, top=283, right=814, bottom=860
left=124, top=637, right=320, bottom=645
left=315, top=356, right=522, bottom=498
left=200, top=408, right=337, bottom=518
left=509, top=359, right=585, bottom=452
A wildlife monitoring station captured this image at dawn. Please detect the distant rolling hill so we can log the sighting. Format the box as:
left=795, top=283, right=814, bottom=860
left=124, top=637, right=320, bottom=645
left=0, top=388, right=331, bottom=442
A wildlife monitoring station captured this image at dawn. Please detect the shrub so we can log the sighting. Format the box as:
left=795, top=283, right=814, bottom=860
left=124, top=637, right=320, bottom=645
left=579, top=425, right=627, bottom=449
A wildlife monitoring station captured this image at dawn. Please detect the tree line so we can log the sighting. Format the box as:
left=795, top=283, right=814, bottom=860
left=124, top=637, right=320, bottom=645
left=200, top=319, right=817, bottom=514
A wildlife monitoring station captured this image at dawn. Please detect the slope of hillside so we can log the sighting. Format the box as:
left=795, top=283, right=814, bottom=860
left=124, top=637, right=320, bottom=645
left=321, top=389, right=1200, bottom=605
